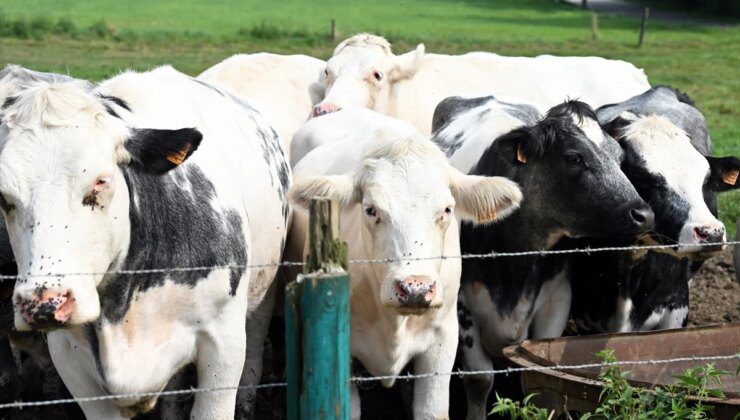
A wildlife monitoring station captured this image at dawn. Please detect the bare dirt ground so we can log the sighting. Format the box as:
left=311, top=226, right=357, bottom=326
left=688, top=247, right=739, bottom=325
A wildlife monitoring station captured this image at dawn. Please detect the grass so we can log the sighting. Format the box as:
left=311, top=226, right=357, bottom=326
left=0, top=0, right=737, bottom=230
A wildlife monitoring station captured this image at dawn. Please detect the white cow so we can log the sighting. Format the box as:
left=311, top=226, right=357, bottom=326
left=313, top=33, right=651, bottom=133
left=0, top=65, right=290, bottom=419
left=198, top=52, right=325, bottom=159
left=289, top=111, right=522, bottom=419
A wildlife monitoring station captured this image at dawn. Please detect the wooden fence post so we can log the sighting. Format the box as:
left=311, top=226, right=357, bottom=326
left=638, top=7, right=650, bottom=48
left=591, top=13, right=600, bottom=40
left=581, top=0, right=588, bottom=10
left=286, top=199, right=350, bottom=420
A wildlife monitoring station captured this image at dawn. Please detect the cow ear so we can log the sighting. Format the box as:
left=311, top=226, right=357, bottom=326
left=601, top=116, right=631, bottom=141
left=124, top=128, right=202, bottom=174
left=496, top=127, right=537, bottom=165
left=389, top=44, right=425, bottom=82
left=450, top=170, right=522, bottom=224
left=289, top=174, right=359, bottom=209
left=705, top=156, right=740, bottom=192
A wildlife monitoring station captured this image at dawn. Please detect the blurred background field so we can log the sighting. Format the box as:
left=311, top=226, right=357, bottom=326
left=1, top=0, right=737, bottom=230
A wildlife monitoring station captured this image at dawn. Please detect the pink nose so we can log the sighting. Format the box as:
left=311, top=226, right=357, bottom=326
left=15, top=290, right=75, bottom=328
left=394, top=276, right=436, bottom=308
left=312, top=103, right=342, bottom=117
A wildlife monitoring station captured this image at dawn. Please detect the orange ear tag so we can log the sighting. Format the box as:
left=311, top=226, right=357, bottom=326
left=166, top=143, right=191, bottom=166
left=516, top=145, right=527, bottom=164
left=722, top=168, right=739, bottom=186
left=478, top=210, right=497, bottom=223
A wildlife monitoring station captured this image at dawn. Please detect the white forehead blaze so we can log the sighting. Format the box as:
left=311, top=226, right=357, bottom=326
left=623, top=115, right=710, bottom=192
left=572, top=114, right=605, bottom=146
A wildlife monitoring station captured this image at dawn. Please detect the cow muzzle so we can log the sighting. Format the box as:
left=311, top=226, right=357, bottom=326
left=14, top=289, right=76, bottom=330
left=312, top=103, right=342, bottom=117
left=392, top=275, right=438, bottom=313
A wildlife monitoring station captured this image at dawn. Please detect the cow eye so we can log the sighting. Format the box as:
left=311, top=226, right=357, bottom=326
left=373, top=71, right=383, bottom=81
left=444, top=207, right=452, bottom=215
left=564, top=152, right=582, bottom=165
left=365, top=205, right=377, bottom=218
left=0, top=192, right=14, bottom=212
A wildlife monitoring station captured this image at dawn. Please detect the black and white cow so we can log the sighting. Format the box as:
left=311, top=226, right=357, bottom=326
left=569, top=86, right=740, bottom=334
left=432, top=96, right=654, bottom=419
left=0, top=64, right=290, bottom=419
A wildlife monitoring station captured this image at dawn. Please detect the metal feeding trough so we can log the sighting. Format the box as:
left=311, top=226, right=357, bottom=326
left=503, top=323, right=740, bottom=419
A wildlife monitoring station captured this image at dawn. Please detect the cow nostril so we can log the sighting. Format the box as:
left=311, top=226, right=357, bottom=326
left=630, top=208, right=655, bottom=228
left=694, top=227, right=709, bottom=241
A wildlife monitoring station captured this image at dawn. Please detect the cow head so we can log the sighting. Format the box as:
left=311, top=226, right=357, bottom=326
left=313, top=33, right=425, bottom=117
left=290, top=136, right=521, bottom=314
left=476, top=101, right=654, bottom=245
left=0, top=67, right=201, bottom=330
left=603, top=112, right=738, bottom=256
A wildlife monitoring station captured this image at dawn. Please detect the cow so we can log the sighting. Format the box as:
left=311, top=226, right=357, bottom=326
left=431, top=97, right=654, bottom=419
left=569, top=86, right=740, bottom=334
left=288, top=110, right=523, bottom=419
left=198, top=52, right=325, bottom=161
left=0, top=64, right=290, bottom=419
left=312, top=33, right=651, bottom=134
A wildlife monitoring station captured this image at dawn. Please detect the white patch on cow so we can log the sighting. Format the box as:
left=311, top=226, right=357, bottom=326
left=622, top=115, right=725, bottom=253
left=608, top=297, right=634, bottom=332
left=572, top=114, right=605, bottom=146
left=436, top=99, right=528, bottom=174
left=530, top=268, right=571, bottom=339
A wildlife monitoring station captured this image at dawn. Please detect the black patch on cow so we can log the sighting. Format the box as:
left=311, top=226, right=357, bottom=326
left=99, top=165, right=247, bottom=323
left=125, top=128, right=203, bottom=174
left=97, top=94, right=131, bottom=112
left=1, top=96, right=17, bottom=110
left=570, top=241, right=692, bottom=334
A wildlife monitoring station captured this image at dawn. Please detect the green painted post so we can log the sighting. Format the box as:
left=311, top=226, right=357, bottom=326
left=286, top=200, right=350, bottom=420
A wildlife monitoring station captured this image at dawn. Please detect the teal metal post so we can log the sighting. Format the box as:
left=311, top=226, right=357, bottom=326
left=286, top=200, right=350, bottom=420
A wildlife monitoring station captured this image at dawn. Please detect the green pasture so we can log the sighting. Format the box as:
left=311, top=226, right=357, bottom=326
left=0, top=0, right=738, bottom=230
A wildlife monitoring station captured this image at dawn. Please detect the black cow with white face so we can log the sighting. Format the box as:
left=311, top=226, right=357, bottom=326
left=432, top=96, right=654, bottom=419
left=570, top=86, right=739, bottom=334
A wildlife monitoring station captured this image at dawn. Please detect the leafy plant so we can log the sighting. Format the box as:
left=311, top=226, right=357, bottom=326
left=489, top=393, right=553, bottom=420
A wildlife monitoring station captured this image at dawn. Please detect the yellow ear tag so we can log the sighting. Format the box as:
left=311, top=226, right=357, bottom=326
left=478, top=210, right=497, bottom=223
left=722, top=168, right=739, bottom=186
left=166, top=143, right=191, bottom=166
left=516, top=145, right=527, bottom=164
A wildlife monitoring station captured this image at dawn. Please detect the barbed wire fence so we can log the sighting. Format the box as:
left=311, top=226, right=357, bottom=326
left=0, top=240, right=738, bottom=410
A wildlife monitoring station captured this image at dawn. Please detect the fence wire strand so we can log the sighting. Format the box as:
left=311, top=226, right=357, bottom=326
left=0, top=241, right=738, bottom=281
left=1, top=354, right=737, bottom=410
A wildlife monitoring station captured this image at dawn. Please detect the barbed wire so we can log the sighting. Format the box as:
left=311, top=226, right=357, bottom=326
left=0, top=240, right=737, bottom=281
left=0, top=354, right=737, bottom=410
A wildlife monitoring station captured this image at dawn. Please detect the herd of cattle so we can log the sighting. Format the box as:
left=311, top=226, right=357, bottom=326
left=0, top=33, right=738, bottom=419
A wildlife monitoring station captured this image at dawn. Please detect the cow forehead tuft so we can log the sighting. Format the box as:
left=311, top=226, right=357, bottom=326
left=3, top=80, right=108, bottom=129
left=333, top=33, right=392, bottom=56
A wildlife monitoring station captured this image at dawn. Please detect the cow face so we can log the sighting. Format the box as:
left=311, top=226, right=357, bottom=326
left=290, top=137, right=521, bottom=314
left=313, top=34, right=424, bottom=117
left=606, top=113, right=738, bottom=256
left=477, top=101, right=654, bottom=243
left=0, top=76, right=201, bottom=330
